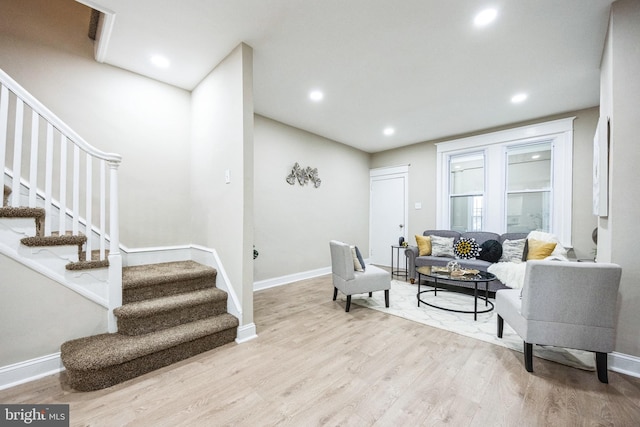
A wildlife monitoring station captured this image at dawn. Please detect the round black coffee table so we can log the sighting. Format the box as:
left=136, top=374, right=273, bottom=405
left=416, top=266, right=497, bottom=321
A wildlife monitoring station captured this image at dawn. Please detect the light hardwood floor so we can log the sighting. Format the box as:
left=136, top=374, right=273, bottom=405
left=2, top=275, right=640, bottom=426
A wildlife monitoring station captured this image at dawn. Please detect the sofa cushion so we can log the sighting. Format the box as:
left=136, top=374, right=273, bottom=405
left=499, top=233, right=529, bottom=243
left=499, top=238, right=526, bottom=263
left=461, top=231, right=500, bottom=246
left=453, top=237, right=480, bottom=259
left=423, top=230, right=461, bottom=240
left=457, top=258, right=492, bottom=270
left=478, top=239, right=502, bottom=263
left=415, top=255, right=451, bottom=268
left=430, top=235, right=455, bottom=257
left=415, top=235, right=431, bottom=256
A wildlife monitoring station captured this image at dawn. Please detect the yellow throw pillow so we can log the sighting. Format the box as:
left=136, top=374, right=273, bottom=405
left=526, top=238, right=557, bottom=260
left=415, top=235, right=432, bottom=256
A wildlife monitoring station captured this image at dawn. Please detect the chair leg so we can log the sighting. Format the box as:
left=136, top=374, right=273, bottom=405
left=384, top=289, right=390, bottom=308
left=345, top=295, right=351, bottom=312
left=596, top=352, right=609, bottom=383
left=333, top=287, right=338, bottom=301
left=369, top=292, right=373, bottom=297
left=524, top=342, right=533, bottom=372
left=497, top=315, right=504, bottom=338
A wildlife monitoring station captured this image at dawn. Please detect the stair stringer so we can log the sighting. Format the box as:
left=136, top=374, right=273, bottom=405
left=0, top=217, right=108, bottom=307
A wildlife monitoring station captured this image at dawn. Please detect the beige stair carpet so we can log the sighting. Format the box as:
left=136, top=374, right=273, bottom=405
left=61, top=260, right=238, bottom=391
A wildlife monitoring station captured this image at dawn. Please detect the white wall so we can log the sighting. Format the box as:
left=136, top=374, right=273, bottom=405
left=599, top=0, right=640, bottom=359
left=0, top=0, right=193, bottom=248
left=0, top=254, right=107, bottom=366
left=190, top=44, right=254, bottom=325
left=371, top=108, right=599, bottom=260
left=253, top=115, right=371, bottom=282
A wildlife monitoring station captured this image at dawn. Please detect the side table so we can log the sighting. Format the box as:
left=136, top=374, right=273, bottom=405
left=391, top=245, right=408, bottom=278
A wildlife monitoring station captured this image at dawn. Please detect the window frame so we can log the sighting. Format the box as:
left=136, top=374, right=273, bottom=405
left=435, top=117, right=574, bottom=247
left=505, top=141, right=553, bottom=233
left=449, top=151, right=485, bottom=232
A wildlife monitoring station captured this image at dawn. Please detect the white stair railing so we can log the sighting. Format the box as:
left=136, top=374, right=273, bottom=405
left=0, top=68, right=123, bottom=331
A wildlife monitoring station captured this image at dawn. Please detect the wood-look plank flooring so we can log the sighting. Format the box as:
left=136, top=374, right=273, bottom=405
left=2, top=274, right=640, bottom=426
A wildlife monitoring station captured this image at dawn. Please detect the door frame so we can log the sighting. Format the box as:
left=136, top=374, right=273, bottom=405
left=369, top=165, right=409, bottom=263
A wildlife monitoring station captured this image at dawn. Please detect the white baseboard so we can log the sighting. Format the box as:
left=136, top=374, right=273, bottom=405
left=253, top=266, right=331, bottom=291
left=120, top=244, right=193, bottom=267
left=610, top=351, right=640, bottom=379
left=235, top=323, right=257, bottom=344
left=0, top=353, right=64, bottom=391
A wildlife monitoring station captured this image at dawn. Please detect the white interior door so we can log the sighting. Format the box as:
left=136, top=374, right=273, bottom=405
left=370, top=166, right=408, bottom=266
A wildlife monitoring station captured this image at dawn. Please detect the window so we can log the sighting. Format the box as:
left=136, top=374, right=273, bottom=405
left=449, top=153, right=484, bottom=232
left=436, top=118, right=573, bottom=246
left=506, top=142, right=552, bottom=233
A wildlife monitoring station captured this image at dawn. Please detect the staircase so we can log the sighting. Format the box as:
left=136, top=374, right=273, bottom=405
left=2, top=185, right=238, bottom=391
left=61, top=261, right=238, bottom=391
left=1, top=68, right=239, bottom=391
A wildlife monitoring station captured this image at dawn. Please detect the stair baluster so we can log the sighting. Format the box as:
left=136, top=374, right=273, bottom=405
left=0, top=67, right=123, bottom=331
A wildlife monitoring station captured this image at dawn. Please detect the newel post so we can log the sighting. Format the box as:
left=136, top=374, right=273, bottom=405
left=107, top=160, right=122, bottom=332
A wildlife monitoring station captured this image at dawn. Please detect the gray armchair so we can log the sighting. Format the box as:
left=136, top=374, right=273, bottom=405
left=496, top=260, right=622, bottom=383
left=329, top=240, right=391, bottom=312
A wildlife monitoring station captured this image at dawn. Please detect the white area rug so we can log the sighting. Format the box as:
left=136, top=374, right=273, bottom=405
left=352, top=280, right=595, bottom=371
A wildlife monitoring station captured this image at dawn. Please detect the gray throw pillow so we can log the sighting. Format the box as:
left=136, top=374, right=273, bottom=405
left=499, top=238, right=526, bottom=263
left=430, top=235, right=455, bottom=257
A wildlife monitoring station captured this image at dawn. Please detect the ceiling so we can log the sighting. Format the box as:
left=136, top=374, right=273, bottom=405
left=84, top=0, right=613, bottom=153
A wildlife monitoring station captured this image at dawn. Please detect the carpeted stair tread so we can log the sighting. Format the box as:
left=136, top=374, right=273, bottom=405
left=115, top=288, right=229, bottom=336
left=66, top=250, right=111, bottom=270
left=0, top=206, right=45, bottom=219
left=21, top=234, right=86, bottom=247
left=0, top=206, right=46, bottom=236
left=63, top=327, right=238, bottom=391
left=61, top=313, right=238, bottom=371
left=66, top=259, right=110, bottom=270
left=114, top=288, right=227, bottom=319
left=123, top=260, right=216, bottom=290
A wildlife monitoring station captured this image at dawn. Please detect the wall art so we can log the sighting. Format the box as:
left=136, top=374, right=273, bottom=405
left=286, top=162, right=321, bottom=188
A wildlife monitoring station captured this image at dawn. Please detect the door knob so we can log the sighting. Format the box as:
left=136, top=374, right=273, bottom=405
left=399, top=224, right=404, bottom=228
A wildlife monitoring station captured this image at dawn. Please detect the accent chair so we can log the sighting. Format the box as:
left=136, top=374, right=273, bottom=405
left=496, top=259, right=622, bottom=383
left=329, top=240, right=391, bottom=312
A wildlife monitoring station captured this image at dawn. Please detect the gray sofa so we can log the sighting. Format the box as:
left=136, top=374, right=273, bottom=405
left=405, top=230, right=528, bottom=292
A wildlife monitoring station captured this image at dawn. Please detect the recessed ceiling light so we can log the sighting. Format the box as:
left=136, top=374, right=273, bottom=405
left=474, top=8, right=498, bottom=27
left=309, top=90, right=324, bottom=102
left=383, top=127, right=395, bottom=136
left=150, top=55, right=170, bottom=68
left=511, top=93, right=528, bottom=103
left=531, top=154, right=541, bottom=159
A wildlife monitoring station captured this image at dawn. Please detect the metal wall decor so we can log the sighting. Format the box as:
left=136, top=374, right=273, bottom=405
left=286, top=162, right=321, bottom=188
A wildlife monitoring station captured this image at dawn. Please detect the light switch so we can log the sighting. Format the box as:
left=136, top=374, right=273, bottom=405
left=225, top=169, right=231, bottom=184
left=415, top=202, right=422, bottom=209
